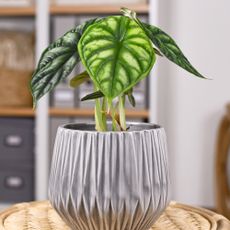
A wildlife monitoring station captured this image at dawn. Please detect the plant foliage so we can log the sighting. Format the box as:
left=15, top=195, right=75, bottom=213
left=31, top=19, right=99, bottom=106
left=31, top=8, right=207, bottom=131
left=121, top=8, right=206, bottom=79
left=78, top=16, right=156, bottom=99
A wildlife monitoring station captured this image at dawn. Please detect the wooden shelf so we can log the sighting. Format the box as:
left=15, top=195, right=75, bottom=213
left=49, top=108, right=149, bottom=118
left=0, top=4, right=148, bottom=17
left=0, top=6, right=35, bottom=16
left=50, top=4, right=149, bottom=15
left=0, top=107, right=148, bottom=118
left=0, top=107, right=34, bottom=117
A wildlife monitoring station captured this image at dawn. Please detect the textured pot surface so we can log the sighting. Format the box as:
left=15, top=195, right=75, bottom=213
left=49, top=123, right=170, bottom=230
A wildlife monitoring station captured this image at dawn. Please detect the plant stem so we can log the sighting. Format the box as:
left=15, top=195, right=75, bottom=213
left=101, top=97, right=107, bottom=130
left=94, top=85, right=107, bottom=131
left=108, top=99, right=118, bottom=131
left=95, top=98, right=103, bottom=131
left=119, top=95, right=126, bottom=131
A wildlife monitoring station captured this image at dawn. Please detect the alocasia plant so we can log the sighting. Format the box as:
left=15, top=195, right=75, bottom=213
left=31, top=8, right=206, bottom=131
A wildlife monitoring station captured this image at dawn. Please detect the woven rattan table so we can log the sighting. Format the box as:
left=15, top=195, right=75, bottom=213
left=0, top=201, right=229, bottom=230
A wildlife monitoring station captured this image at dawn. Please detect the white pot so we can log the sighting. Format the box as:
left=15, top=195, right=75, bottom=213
left=49, top=123, right=170, bottom=230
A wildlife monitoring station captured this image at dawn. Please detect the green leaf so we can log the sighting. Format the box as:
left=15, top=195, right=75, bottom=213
left=70, top=71, right=90, bottom=88
left=143, top=23, right=207, bottom=78
left=78, top=15, right=156, bottom=99
left=121, top=8, right=207, bottom=79
left=81, top=90, right=104, bottom=101
left=125, top=88, right=136, bottom=107
left=127, top=93, right=136, bottom=107
left=31, top=18, right=99, bottom=106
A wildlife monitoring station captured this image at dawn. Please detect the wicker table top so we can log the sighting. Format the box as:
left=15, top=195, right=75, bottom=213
left=0, top=201, right=229, bottom=230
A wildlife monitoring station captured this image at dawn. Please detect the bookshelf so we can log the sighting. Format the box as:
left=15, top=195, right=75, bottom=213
left=0, top=0, right=158, bottom=202
left=0, top=2, right=150, bottom=122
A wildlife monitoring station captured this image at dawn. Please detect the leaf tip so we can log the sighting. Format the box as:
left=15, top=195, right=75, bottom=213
left=196, top=73, right=211, bottom=80
left=120, top=7, right=136, bottom=19
left=203, top=76, right=212, bottom=80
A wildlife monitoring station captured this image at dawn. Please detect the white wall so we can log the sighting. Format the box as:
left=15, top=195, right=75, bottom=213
left=154, top=0, right=230, bottom=207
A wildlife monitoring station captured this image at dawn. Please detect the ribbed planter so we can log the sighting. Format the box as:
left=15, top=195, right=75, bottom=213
left=49, top=123, right=169, bottom=230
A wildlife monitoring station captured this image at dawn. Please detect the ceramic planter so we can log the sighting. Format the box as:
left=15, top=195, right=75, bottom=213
left=49, top=123, right=169, bottom=230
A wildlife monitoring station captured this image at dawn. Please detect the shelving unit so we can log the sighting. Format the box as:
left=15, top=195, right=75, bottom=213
left=0, top=108, right=34, bottom=117
left=0, top=0, right=159, bottom=201
left=50, top=4, right=148, bottom=15
left=0, top=108, right=149, bottom=119
left=0, top=4, right=148, bottom=17
left=49, top=108, right=149, bottom=118
left=0, top=7, right=35, bottom=16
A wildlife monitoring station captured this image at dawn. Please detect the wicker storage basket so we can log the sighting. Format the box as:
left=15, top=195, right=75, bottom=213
left=0, top=30, right=34, bottom=107
left=0, top=30, right=34, bottom=71
left=0, top=68, right=33, bottom=107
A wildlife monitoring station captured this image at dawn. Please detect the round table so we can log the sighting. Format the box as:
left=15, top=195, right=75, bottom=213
left=0, top=201, right=229, bottom=230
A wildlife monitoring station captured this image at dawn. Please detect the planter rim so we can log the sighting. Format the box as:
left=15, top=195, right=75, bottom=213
left=59, top=122, right=164, bottom=134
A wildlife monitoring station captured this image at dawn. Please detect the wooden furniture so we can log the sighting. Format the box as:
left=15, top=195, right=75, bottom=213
left=216, top=103, right=230, bottom=219
left=0, top=201, right=229, bottom=229
left=0, top=4, right=148, bottom=16
left=0, top=108, right=148, bottom=119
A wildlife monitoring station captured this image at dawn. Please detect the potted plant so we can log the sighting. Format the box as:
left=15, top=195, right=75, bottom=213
left=31, top=8, right=206, bottom=230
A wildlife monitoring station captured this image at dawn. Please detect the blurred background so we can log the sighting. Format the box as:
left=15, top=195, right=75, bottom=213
left=0, top=0, right=229, bottom=217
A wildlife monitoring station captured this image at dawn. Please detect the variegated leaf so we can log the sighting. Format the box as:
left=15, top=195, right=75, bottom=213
left=31, top=18, right=99, bottom=106
left=121, top=8, right=207, bottom=79
left=143, top=23, right=207, bottom=79
left=78, top=15, right=156, bottom=99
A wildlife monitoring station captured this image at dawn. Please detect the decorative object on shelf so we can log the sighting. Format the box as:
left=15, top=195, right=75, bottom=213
left=0, top=201, right=230, bottom=230
left=0, top=31, right=34, bottom=107
left=215, top=103, right=230, bottom=219
left=0, top=31, right=34, bottom=71
left=0, top=68, right=33, bottom=107
left=31, top=8, right=207, bottom=230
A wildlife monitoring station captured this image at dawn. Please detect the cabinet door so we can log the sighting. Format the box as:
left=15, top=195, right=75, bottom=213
left=216, top=107, right=230, bottom=219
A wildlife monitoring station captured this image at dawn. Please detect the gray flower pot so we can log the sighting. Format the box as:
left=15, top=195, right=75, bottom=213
left=49, top=123, right=170, bottom=230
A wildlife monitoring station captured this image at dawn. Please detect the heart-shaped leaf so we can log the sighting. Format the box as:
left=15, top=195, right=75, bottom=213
left=31, top=18, right=99, bottom=106
left=121, top=8, right=207, bottom=79
left=78, top=16, right=156, bottom=99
